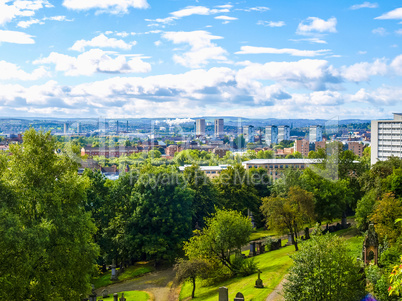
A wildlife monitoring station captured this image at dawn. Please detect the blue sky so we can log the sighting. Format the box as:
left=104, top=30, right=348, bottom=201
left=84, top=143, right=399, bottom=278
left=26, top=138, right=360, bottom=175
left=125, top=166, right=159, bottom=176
left=1, top=0, right=402, bottom=119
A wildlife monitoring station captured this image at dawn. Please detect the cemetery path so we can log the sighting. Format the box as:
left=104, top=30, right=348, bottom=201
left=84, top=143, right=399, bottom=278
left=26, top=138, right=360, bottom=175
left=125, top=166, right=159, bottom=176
left=96, top=267, right=178, bottom=301
left=265, top=276, right=287, bottom=301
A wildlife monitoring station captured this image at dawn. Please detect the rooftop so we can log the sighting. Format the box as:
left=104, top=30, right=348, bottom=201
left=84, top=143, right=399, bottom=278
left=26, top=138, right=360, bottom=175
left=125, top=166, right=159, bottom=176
left=242, top=159, right=322, bottom=164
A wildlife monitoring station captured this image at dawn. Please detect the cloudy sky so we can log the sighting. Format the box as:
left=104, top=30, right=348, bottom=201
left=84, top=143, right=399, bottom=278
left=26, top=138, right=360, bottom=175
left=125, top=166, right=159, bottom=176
left=1, top=0, right=402, bottom=119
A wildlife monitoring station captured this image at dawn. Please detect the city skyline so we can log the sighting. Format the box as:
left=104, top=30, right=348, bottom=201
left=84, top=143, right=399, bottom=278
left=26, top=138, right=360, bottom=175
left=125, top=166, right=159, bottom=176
left=1, top=1, right=402, bottom=119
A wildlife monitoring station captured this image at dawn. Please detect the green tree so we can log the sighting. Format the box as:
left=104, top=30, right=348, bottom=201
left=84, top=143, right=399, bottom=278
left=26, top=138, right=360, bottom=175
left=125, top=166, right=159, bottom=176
left=184, top=209, right=253, bottom=274
left=284, top=233, right=365, bottom=301
left=174, top=258, right=211, bottom=299
left=214, top=164, right=260, bottom=215
left=370, top=193, right=402, bottom=243
left=0, top=129, right=99, bottom=300
left=261, top=187, right=315, bottom=251
left=355, top=189, right=377, bottom=231
left=183, top=165, right=219, bottom=227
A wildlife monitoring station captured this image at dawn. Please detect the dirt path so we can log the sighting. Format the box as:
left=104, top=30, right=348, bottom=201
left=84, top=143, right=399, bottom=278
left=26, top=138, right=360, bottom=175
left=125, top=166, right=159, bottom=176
left=265, top=277, right=287, bottom=301
left=95, top=267, right=178, bottom=301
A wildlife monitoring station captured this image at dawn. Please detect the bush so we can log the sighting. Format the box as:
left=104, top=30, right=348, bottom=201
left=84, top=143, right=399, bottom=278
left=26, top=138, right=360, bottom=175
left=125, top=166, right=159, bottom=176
left=284, top=233, right=366, bottom=301
left=231, top=255, right=258, bottom=276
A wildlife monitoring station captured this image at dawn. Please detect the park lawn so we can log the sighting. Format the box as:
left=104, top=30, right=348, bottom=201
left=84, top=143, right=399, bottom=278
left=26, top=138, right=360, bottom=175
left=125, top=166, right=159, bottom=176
left=179, top=245, right=295, bottom=301
left=249, top=228, right=275, bottom=241
left=101, top=290, right=151, bottom=301
left=93, top=262, right=154, bottom=289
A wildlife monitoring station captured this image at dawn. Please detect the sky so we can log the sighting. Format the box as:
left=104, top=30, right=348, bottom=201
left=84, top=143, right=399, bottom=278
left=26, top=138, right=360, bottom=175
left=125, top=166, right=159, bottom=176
left=1, top=0, right=402, bottom=120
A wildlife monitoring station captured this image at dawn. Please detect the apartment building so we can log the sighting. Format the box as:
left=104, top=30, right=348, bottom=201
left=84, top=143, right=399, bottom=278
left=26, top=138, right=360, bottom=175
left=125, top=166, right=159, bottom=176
left=371, top=113, right=402, bottom=164
left=278, top=125, right=290, bottom=142
left=243, top=125, right=255, bottom=143
left=348, top=141, right=364, bottom=157
left=294, top=139, right=310, bottom=157
left=196, top=119, right=205, bottom=137
left=309, top=125, right=323, bottom=142
left=214, top=119, right=224, bottom=138
left=264, top=125, right=278, bottom=146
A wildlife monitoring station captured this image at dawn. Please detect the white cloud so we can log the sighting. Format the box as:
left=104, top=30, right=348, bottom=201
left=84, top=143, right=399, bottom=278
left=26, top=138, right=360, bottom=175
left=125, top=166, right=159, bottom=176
left=70, top=34, right=136, bottom=52
left=341, top=59, right=388, bottom=81
left=358, top=50, right=367, bottom=54
left=350, top=86, right=402, bottom=105
left=236, top=59, right=341, bottom=90
left=350, top=2, right=378, bottom=10
left=289, top=37, right=327, bottom=44
left=375, top=7, right=402, bottom=20
left=215, top=16, right=238, bottom=21
left=0, top=61, right=48, bottom=80
left=235, top=46, right=331, bottom=57
left=372, top=27, right=388, bottom=35
left=0, top=0, right=52, bottom=25
left=146, top=6, right=230, bottom=25
left=0, top=30, right=35, bottom=44
left=62, top=0, right=149, bottom=13
left=17, top=18, right=44, bottom=28
left=257, top=20, right=285, bottom=27
left=43, top=15, right=73, bottom=21
left=237, top=7, right=270, bottom=12
left=297, top=17, right=337, bottom=35
left=390, top=54, right=402, bottom=75
left=34, top=49, right=151, bottom=76
left=162, top=31, right=228, bottom=68
left=395, top=29, right=402, bottom=35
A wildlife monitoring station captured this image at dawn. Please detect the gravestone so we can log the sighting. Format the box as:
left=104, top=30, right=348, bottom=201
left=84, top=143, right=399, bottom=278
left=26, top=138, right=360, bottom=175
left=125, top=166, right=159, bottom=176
left=88, top=284, right=97, bottom=301
left=113, top=293, right=118, bottom=301
left=120, top=292, right=126, bottom=301
left=249, top=242, right=256, bottom=257
left=218, top=287, right=229, bottom=301
left=304, top=227, right=310, bottom=240
left=101, top=289, right=108, bottom=298
left=341, top=213, right=347, bottom=229
left=234, top=292, right=245, bottom=301
left=255, top=269, right=263, bottom=288
left=111, top=259, right=118, bottom=281
left=287, top=234, right=294, bottom=245
left=256, top=242, right=262, bottom=255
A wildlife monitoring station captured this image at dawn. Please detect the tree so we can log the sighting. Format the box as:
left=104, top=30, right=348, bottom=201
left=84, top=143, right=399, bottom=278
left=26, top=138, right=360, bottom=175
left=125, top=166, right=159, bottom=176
left=0, top=129, right=99, bottom=300
left=183, top=165, right=219, bottom=228
left=261, top=187, right=314, bottom=251
left=355, top=189, right=377, bottom=231
left=370, top=193, right=402, bottom=243
left=284, top=233, right=365, bottom=301
left=214, top=164, right=260, bottom=215
left=174, top=258, right=211, bottom=299
left=184, top=209, right=253, bottom=274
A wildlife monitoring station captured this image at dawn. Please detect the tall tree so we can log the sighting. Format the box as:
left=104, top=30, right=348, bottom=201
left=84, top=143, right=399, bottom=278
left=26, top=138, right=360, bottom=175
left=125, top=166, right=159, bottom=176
left=261, top=186, right=315, bottom=251
left=0, top=129, right=99, bottom=300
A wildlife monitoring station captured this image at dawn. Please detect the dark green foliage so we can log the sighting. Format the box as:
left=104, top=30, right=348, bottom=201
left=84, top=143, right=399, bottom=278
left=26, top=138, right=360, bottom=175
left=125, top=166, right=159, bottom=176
left=0, top=129, right=99, bottom=300
left=284, top=234, right=366, bottom=301
left=356, top=190, right=377, bottom=231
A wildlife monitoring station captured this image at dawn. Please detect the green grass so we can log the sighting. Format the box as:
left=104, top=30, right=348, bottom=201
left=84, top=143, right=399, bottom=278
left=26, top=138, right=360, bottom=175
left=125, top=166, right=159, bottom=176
left=100, top=290, right=150, bottom=301
left=93, top=262, right=155, bottom=289
left=179, top=245, right=295, bottom=301
left=249, top=228, right=275, bottom=241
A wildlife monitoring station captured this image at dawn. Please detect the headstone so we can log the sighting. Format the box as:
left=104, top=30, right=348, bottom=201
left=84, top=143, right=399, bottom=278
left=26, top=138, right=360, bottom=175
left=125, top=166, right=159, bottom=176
left=113, top=293, right=118, bottom=301
left=218, top=287, right=229, bottom=301
left=111, top=259, right=118, bottom=281
left=287, top=234, right=294, bottom=245
left=88, top=284, right=97, bottom=301
left=101, top=289, right=109, bottom=298
left=304, top=227, right=310, bottom=240
left=341, top=214, right=347, bottom=229
left=119, top=292, right=126, bottom=301
left=234, top=292, right=245, bottom=301
left=249, top=242, right=256, bottom=257
left=255, top=269, right=264, bottom=288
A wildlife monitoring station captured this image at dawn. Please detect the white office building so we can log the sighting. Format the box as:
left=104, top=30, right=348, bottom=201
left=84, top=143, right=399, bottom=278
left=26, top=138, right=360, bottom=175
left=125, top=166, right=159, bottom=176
left=309, top=125, right=323, bottom=142
left=371, top=113, right=402, bottom=165
left=278, top=125, right=290, bottom=142
left=196, top=119, right=206, bottom=136
left=265, top=126, right=278, bottom=146
left=243, top=125, right=255, bottom=143
left=214, top=119, right=224, bottom=138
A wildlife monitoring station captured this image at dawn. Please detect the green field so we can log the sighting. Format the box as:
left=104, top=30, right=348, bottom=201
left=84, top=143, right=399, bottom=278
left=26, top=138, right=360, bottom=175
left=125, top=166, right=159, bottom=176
left=100, top=290, right=150, bottom=301
left=180, top=245, right=295, bottom=301
left=93, top=262, right=154, bottom=289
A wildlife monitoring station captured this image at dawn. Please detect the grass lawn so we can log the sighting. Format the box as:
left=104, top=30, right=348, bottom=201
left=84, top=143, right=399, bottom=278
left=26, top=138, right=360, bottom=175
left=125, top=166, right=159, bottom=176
left=93, top=262, right=154, bottom=289
left=100, top=290, right=150, bottom=301
left=249, top=228, right=275, bottom=241
left=179, top=245, right=295, bottom=301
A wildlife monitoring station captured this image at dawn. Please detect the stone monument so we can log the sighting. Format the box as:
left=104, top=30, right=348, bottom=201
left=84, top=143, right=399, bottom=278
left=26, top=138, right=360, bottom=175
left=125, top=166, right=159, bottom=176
left=363, top=224, right=379, bottom=265
left=234, top=292, right=245, bottom=301
left=218, top=287, right=228, bottom=301
left=111, top=259, right=118, bottom=281
left=255, top=269, right=264, bottom=288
